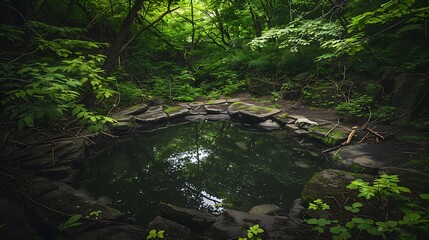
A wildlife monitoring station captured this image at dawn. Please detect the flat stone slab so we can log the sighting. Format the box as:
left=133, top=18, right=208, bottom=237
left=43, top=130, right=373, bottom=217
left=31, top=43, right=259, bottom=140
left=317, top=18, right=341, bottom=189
left=164, top=106, right=190, bottom=119
left=205, top=104, right=229, bottom=114
left=273, top=112, right=294, bottom=125
left=135, top=111, right=168, bottom=124
left=113, top=103, right=149, bottom=116
left=185, top=114, right=230, bottom=122
left=308, top=125, right=349, bottom=146
left=329, top=142, right=411, bottom=173
left=205, top=99, right=227, bottom=105
left=228, top=102, right=281, bottom=122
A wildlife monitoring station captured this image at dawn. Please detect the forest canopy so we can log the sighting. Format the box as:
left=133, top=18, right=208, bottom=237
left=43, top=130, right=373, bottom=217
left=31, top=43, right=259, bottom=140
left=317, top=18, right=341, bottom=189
left=1, top=0, right=428, bottom=132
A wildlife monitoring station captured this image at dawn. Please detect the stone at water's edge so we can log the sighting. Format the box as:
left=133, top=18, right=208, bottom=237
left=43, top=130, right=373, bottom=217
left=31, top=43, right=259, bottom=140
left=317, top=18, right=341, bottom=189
left=135, top=110, right=168, bottom=124
left=228, top=102, right=281, bottom=123
left=185, top=114, right=230, bottom=122
left=273, top=112, right=294, bottom=125
left=110, top=103, right=149, bottom=122
left=24, top=177, right=123, bottom=234
left=159, top=202, right=217, bottom=231
left=301, top=169, right=374, bottom=219
left=8, top=139, right=85, bottom=169
left=146, top=216, right=191, bottom=240
left=308, top=125, right=349, bottom=147
left=205, top=104, right=229, bottom=114
left=205, top=209, right=298, bottom=240
left=164, top=105, right=190, bottom=119
left=329, top=142, right=407, bottom=174
left=259, top=119, right=281, bottom=130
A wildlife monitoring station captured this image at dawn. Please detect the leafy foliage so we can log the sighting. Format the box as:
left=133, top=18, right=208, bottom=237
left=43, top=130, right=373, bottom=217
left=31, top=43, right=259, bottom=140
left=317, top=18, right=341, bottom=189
left=305, top=174, right=429, bottom=240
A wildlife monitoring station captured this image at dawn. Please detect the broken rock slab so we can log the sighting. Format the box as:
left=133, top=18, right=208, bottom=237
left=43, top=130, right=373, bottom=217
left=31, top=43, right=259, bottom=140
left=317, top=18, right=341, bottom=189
left=135, top=106, right=168, bottom=124
left=308, top=125, right=349, bottom=146
left=164, top=106, right=190, bottom=119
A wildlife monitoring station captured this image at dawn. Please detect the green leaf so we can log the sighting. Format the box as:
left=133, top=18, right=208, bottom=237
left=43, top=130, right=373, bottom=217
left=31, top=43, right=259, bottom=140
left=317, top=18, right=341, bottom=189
left=67, top=214, right=82, bottom=224
left=24, top=116, right=34, bottom=127
left=398, top=186, right=411, bottom=193
left=345, top=221, right=355, bottom=228
left=419, top=193, right=429, bottom=200
left=330, top=225, right=341, bottom=234
left=305, top=218, right=318, bottom=225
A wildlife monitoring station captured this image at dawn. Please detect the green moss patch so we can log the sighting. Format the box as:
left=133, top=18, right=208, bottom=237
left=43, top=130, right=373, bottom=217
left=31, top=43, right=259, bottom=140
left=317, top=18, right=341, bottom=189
left=308, top=125, right=348, bottom=146
left=164, top=106, right=183, bottom=114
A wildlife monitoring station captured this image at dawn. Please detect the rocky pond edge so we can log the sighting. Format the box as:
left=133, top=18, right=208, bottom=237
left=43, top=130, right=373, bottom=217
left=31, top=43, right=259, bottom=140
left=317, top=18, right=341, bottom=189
left=1, top=98, right=428, bottom=240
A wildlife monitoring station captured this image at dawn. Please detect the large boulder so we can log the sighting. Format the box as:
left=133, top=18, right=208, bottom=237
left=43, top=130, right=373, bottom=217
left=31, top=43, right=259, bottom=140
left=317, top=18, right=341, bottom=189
left=228, top=102, right=281, bottom=123
left=205, top=209, right=298, bottom=240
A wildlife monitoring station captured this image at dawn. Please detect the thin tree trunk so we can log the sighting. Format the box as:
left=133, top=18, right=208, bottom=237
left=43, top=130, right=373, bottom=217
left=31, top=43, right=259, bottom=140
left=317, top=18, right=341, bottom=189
left=102, top=0, right=144, bottom=75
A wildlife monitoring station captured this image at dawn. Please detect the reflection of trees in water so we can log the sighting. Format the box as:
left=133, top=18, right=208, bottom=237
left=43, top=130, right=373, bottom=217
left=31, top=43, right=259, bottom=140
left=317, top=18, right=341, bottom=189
left=82, top=121, right=322, bottom=223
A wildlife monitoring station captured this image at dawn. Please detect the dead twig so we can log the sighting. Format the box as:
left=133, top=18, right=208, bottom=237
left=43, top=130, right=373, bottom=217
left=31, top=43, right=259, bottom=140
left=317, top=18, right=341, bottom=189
left=325, top=119, right=340, bottom=137
left=366, top=128, right=385, bottom=140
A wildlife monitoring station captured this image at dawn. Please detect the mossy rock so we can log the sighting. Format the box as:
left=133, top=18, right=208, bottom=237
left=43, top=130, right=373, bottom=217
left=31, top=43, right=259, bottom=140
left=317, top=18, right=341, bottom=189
left=308, top=125, right=349, bottom=146
left=272, top=112, right=294, bottom=125
left=228, top=102, right=281, bottom=122
left=301, top=169, right=374, bottom=219
left=164, top=105, right=190, bottom=119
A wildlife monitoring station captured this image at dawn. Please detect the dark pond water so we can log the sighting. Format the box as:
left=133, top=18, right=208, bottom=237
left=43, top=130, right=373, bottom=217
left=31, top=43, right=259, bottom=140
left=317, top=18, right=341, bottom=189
left=80, top=121, right=325, bottom=224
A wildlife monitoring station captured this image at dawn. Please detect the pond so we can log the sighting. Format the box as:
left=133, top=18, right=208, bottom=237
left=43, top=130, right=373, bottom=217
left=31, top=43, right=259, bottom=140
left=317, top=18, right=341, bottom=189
left=80, top=121, right=325, bottom=224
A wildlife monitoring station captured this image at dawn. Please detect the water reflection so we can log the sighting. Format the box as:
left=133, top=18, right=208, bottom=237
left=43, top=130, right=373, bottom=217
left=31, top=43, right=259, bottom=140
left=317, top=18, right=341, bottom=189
left=81, top=121, right=324, bottom=224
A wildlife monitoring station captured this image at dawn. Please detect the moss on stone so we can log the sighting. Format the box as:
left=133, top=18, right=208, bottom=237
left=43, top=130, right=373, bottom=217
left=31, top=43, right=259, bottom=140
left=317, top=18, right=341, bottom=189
left=277, top=112, right=289, bottom=119
left=164, top=106, right=183, bottom=114
left=308, top=125, right=348, bottom=146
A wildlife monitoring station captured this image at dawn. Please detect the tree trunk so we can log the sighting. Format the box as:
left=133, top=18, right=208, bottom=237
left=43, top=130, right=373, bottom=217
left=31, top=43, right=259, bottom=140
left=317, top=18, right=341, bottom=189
left=102, top=0, right=144, bottom=75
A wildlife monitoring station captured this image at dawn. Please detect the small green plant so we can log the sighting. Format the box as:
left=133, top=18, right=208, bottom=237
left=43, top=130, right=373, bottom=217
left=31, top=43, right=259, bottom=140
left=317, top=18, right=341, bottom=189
left=58, top=214, right=82, bottom=232
left=88, top=210, right=102, bottom=219
left=271, top=91, right=281, bottom=101
left=335, top=95, right=373, bottom=118
left=305, top=174, right=429, bottom=240
left=308, top=199, right=330, bottom=210
left=146, top=229, right=165, bottom=239
left=238, top=224, right=264, bottom=240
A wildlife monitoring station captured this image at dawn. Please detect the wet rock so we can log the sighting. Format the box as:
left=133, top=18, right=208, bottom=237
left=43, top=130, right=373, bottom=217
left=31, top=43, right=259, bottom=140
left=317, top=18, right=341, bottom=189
left=204, top=104, right=229, bottom=114
left=110, top=121, right=134, bottom=134
left=295, top=118, right=318, bottom=129
left=135, top=106, right=168, bottom=124
left=8, top=139, right=85, bottom=169
left=329, top=143, right=405, bottom=174
left=146, top=216, right=191, bottom=240
left=69, top=225, right=145, bottom=240
left=308, top=125, right=349, bottom=146
left=205, top=99, right=227, bottom=105
left=114, top=103, right=149, bottom=116
left=164, top=106, right=190, bottom=119
left=259, top=120, right=281, bottom=130
left=205, top=209, right=298, bottom=240
left=228, top=102, right=281, bottom=123
left=189, top=105, right=207, bottom=115
left=249, top=204, right=281, bottom=215
left=302, top=169, right=374, bottom=219
left=159, top=202, right=217, bottom=231
left=185, top=114, right=230, bottom=122
left=0, top=198, right=38, bottom=240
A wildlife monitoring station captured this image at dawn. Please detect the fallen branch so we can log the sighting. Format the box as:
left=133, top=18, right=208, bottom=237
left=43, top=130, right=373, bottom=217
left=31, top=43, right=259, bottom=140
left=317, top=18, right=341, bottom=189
left=325, top=119, right=340, bottom=137
left=358, top=132, right=370, bottom=144
left=322, top=130, right=356, bottom=153
left=366, top=128, right=385, bottom=140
